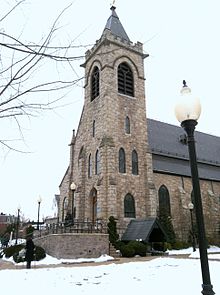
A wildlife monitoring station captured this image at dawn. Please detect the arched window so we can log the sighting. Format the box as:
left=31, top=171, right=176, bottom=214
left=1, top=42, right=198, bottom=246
left=95, top=149, right=100, bottom=175
left=78, top=146, right=84, bottom=167
left=158, top=185, right=171, bottom=217
left=88, top=153, right=92, bottom=178
left=79, top=146, right=84, bottom=159
left=91, top=66, right=100, bottom=101
left=124, top=193, right=136, bottom=218
left=62, top=197, right=68, bottom=221
left=92, top=120, right=95, bottom=137
left=118, top=62, right=134, bottom=97
left=119, top=148, right=126, bottom=173
left=125, top=116, right=130, bottom=134
left=90, top=188, right=97, bottom=223
left=132, top=149, right=138, bottom=175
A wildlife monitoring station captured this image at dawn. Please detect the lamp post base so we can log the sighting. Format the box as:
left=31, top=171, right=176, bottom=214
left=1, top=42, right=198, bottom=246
left=202, top=284, right=215, bottom=295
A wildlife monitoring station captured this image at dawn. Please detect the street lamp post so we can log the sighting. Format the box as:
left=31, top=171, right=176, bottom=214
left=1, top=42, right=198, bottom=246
left=188, top=202, right=196, bottom=252
left=175, top=81, right=215, bottom=295
left=15, top=206, right=21, bottom=245
left=70, top=182, right=76, bottom=224
left=37, top=196, right=42, bottom=230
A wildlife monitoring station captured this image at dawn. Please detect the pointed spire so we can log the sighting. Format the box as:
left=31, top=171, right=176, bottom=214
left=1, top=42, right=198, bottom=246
left=69, top=129, right=75, bottom=146
left=102, top=6, right=130, bottom=42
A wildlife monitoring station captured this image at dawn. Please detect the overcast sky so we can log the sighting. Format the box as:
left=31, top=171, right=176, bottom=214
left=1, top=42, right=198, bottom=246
left=1, top=0, right=220, bottom=221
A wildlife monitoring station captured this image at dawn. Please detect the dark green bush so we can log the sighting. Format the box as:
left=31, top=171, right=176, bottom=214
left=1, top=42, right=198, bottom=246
left=159, top=213, right=176, bottom=244
left=164, top=242, right=172, bottom=250
left=35, top=245, right=46, bottom=261
left=128, top=241, right=147, bottom=257
left=13, top=248, right=26, bottom=263
left=120, top=244, right=135, bottom=257
left=3, top=243, right=46, bottom=263
left=172, top=241, right=190, bottom=250
left=152, top=242, right=166, bottom=252
left=107, top=216, right=119, bottom=247
left=115, top=240, right=125, bottom=250
left=4, top=244, right=24, bottom=258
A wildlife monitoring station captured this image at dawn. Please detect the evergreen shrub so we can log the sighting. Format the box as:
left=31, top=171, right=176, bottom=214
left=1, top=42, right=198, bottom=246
left=4, top=244, right=24, bottom=258
left=128, top=241, right=147, bottom=256
left=3, top=244, right=46, bottom=263
left=172, top=241, right=190, bottom=250
left=120, top=244, right=135, bottom=257
left=159, top=213, right=176, bottom=244
left=164, top=242, right=172, bottom=250
left=115, top=240, right=125, bottom=250
left=107, top=216, right=119, bottom=247
left=35, top=245, right=46, bottom=261
left=152, top=242, right=166, bottom=252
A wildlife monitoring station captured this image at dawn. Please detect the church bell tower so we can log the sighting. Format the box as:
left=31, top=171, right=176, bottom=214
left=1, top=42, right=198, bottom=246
left=59, top=6, right=157, bottom=229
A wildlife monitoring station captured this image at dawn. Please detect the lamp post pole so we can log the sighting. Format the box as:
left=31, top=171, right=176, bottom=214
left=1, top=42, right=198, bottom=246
left=188, top=202, right=196, bottom=252
left=72, top=190, right=74, bottom=224
left=15, top=207, right=20, bottom=245
left=175, top=81, right=215, bottom=295
left=70, top=182, right=76, bottom=224
left=37, top=196, right=42, bottom=230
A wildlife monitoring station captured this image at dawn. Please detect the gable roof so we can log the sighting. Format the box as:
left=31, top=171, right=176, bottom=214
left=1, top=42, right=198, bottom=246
left=121, top=218, right=167, bottom=242
left=102, top=6, right=130, bottom=42
left=147, top=118, right=220, bottom=181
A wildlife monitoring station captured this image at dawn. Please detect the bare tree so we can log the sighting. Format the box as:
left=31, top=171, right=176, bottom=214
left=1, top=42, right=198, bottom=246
left=0, top=1, right=88, bottom=152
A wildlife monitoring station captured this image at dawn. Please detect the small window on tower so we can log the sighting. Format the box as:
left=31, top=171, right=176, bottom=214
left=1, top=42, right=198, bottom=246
left=125, top=116, right=130, bottom=134
left=119, top=148, right=126, bottom=173
left=118, top=62, right=134, bottom=97
left=92, top=120, right=95, bottom=137
left=132, top=149, right=138, bottom=175
left=95, top=149, right=100, bottom=175
left=88, top=153, right=92, bottom=178
left=91, top=66, right=100, bottom=101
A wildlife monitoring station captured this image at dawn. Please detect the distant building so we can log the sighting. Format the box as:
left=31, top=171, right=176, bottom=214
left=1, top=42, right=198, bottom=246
left=57, top=6, right=220, bottom=244
left=0, top=213, right=16, bottom=235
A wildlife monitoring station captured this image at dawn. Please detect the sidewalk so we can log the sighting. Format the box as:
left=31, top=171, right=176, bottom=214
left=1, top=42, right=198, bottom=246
left=0, top=254, right=189, bottom=270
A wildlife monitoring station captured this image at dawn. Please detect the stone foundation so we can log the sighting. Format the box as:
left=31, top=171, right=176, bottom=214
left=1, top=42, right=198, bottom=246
left=34, top=233, right=109, bottom=259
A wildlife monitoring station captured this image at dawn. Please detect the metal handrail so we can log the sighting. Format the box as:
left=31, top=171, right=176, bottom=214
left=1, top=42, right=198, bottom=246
left=34, top=219, right=108, bottom=237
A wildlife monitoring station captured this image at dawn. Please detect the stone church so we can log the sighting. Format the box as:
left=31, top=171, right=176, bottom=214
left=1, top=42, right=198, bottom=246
left=57, top=6, right=220, bottom=244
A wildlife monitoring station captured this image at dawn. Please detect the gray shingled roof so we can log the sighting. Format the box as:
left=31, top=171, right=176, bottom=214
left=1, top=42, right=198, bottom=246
left=147, top=119, right=220, bottom=181
left=121, top=218, right=167, bottom=242
left=102, top=6, right=130, bottom=42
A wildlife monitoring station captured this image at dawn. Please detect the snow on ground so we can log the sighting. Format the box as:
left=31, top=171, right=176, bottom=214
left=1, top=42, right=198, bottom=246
left=168, top=245, right=220, bottom=259
left=0, top=246, right=220, bottom=295
left=3, top=253, right=115, bottom=266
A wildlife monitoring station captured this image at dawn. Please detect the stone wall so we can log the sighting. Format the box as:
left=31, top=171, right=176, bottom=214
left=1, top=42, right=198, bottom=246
left=153, top=172, right=220, bottom=244
left=34, top=233, right=109, bottom=259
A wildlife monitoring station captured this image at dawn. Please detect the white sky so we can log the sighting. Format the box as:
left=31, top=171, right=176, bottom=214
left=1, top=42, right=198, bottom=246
left=1, top=247, right=220, bottom=295
left=1, top=0, right=220, bottom=220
